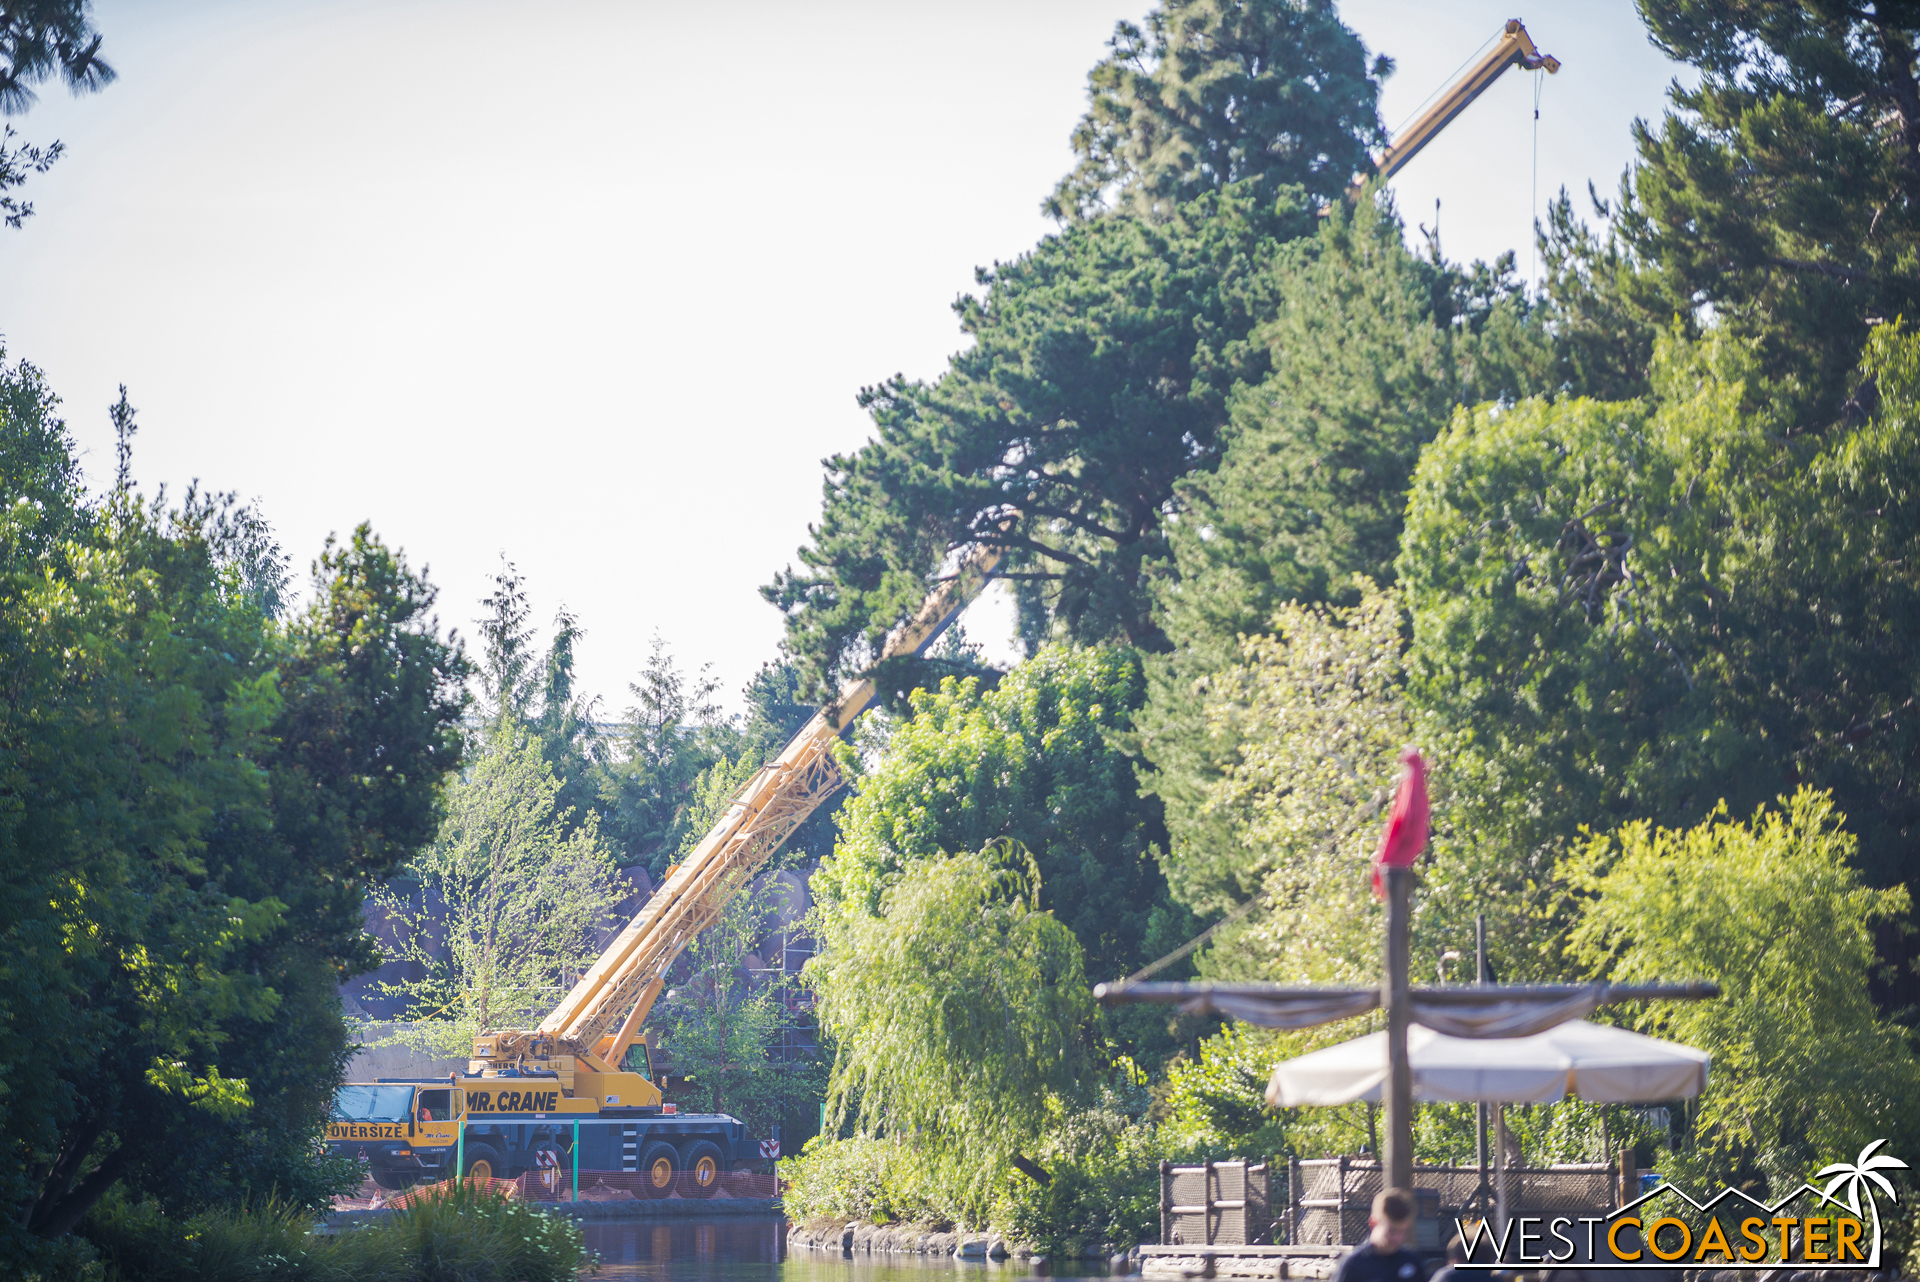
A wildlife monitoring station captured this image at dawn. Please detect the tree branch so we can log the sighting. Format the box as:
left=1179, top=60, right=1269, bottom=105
left=1009, top=1153, right=1052, bottom=1186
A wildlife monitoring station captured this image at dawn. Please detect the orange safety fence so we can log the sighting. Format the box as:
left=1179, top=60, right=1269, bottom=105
left=332, top=1167, right=781, bottom=1213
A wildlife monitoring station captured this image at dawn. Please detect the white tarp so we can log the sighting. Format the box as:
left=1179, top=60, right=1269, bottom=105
left=1265, top=1019, right=1710, bottom=1107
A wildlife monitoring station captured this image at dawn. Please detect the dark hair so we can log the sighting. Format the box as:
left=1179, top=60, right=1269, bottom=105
left=1374, top=1188, right=1415, bottom=1226
left=1447, top=1233, right=1468, bottom=1262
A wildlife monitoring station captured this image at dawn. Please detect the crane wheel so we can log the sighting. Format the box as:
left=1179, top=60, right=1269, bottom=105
left=679, top=1141, right=724, bottom=1199
left=462, top=1143, right=505, bottom=1184
left=639, top=1141, right=679, bottom=1200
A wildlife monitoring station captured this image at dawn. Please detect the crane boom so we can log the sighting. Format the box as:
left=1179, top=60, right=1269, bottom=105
left=472, top=541, right=1006, bottom=1083
left=463, top=14, right=1560, bottom=1098
left=1339, top=18, right=1558, bottom=206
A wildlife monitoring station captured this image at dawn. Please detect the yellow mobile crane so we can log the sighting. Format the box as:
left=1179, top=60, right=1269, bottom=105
left=324, top=16, right=1557, bottom=1199
left=325, top=545, right=1005, bottom=1196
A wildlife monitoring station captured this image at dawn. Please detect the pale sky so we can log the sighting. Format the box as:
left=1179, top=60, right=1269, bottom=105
left=0, top=0, right=1686, bottom=716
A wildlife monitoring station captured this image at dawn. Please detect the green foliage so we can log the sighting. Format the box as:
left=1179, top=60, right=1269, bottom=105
left=1611, top=0, right=1920, bottom=412
left=654, top=882, right=825, bottom=1137
left=766, top=182, right=1312, bottom=695
left=1047, top=0, right=1388, bottom=223
left=595, top=632, right=743, bottom=873
left=1160, top=1022, right=1293, bottom=1157
left=805, top=844, right=1095, bottom=1215
left=1562, top=789, right=1920, bottom=1189
left=0, top=365, right=467, bottom=1258
left=782, top=1097, right=1176, bottom=1253
left=778, top=1135, right=962, bottom=1229
left=997, top=1108, right=1168, bottom=1255
left=823, top=645, right=1182, bottom=995
left=1139, top=194, right=1551, bottom=927
left=371, top=724, right=623, bottom=1054
left=82, top=1181, right=587, bottom=1282
left=0, top=0, right=115, bottom=230
left=1157, top=580, right=1411, bottom=961
left=1399, top=327, right=1920, bottom=926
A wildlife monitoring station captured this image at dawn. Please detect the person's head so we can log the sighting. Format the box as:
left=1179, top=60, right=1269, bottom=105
left=1369, top=1188, right=1416, bottom=1251
left=1446, top=1233, right=1468, bottom=1264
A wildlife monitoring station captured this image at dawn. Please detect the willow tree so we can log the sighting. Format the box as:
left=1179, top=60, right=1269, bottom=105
left=805, top=845, right=1094, bottom=1210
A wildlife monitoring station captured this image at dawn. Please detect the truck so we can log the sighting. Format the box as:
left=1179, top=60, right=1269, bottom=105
left=324, top=17, right=1557, bottom=1193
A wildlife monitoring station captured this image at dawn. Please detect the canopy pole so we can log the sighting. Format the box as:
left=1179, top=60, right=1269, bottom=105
left=1475, top=914, right=1491, bottom=1214
left=1383, top=866, right=1414, bottom=1190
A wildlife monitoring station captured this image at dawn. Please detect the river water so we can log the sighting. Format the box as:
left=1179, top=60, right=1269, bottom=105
left=580, top=1219, right=1111, bottom=1281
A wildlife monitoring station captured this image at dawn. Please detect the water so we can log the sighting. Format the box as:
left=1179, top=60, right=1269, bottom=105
left=580, top=1219, right=1113, bottom=1281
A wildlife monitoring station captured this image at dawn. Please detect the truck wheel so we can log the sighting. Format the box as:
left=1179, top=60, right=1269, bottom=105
left=370, top=1168, right=417, bottom=1191
left=639, top=1141, right=679, bottom=1200
left=679, top=1140, right=724, bottom=1199
left=462, top=1143, right=505, bottom=1182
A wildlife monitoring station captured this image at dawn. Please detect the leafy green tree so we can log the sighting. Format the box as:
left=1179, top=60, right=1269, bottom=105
left=821, top=645, right=1183, bottom=996
left=1399, top=327, right=1920, bottom=890
left=1046, top=0, right=1389, bottom=223
left=1175, top=580, right=1413, bottom=976
left=805, top=844, right=1095, bottom=1213
left=372, top=725, right=623, bottom=1057
left=765, top=183, right=1313, bottom=698
left=0, top=366, right=466, bottom=1265
left=653, top=884, right=824, bottom=1138
left=1563, top=789, right=1920, bottom=1191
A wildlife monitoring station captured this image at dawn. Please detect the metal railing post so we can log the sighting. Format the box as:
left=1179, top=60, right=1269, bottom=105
left=1204, top=1158, right=1216, bottom=1246
left=1160, top=1159, right=1172, bottom=1244
left=1336, top=1154, right=1348, bottom=1244
left=1289, top=1154, right=1301, bottom=1245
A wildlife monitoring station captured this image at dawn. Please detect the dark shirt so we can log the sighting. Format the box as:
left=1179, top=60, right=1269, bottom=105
left=1333, top=1240, right=1423, bottom=1282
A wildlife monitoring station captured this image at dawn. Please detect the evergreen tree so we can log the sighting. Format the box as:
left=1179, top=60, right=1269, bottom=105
left=595, top=633, right=743, bottom=873
left=1553, top=0, right=1920, bottom=414
left=0, top=0, right=115, bottom=228
left=766, top=182, right=1312, bottom=699
left=1047, top=0, right=1390, bottom=223
left=1139, top=196, right=1551, bottom=915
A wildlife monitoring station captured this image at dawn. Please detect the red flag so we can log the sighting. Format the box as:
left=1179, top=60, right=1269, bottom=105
left=1371, top=749, right=1429, bottom=898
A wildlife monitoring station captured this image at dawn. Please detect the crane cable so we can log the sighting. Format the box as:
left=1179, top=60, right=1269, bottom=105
left=1531, top=68, right=1545, bottom=297
left=1387, top=28, right=1503, bottom=143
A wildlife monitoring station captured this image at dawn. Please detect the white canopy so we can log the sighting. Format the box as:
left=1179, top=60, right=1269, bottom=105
left=1265, top=1019, right=1710, bottom=1107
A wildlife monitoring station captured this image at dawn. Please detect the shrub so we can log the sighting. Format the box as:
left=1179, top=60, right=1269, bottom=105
left=778, top=1135, right=960, bottom=1228
left=997, top=1120, right=1167, bottom=1256
left=80, top=1180, right=588, bottom=1282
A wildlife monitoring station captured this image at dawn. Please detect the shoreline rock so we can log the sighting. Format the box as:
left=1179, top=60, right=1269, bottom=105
left=784, top=1218, right=1112, bottom=1261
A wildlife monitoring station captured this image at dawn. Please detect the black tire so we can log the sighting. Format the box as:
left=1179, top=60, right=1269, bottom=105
left=461, top=1142, right=505, bottom=1182
left=679, top=1140, right=724, bottom=1199
left=638, top=1140, right=679, bottom=1200
left=369, top=1168, right=417, bottom=1191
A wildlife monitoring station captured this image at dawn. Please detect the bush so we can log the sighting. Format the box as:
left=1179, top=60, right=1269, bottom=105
left=778, top=1135, right=960, bottom=1228
left=997, top=1121, right=1167, bottom=1256
left=81, top=1180, right=589, bottom=1282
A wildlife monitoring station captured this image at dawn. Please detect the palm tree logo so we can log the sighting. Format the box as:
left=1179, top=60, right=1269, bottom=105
left=1817, top=1139, right=1909, bottom=1262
